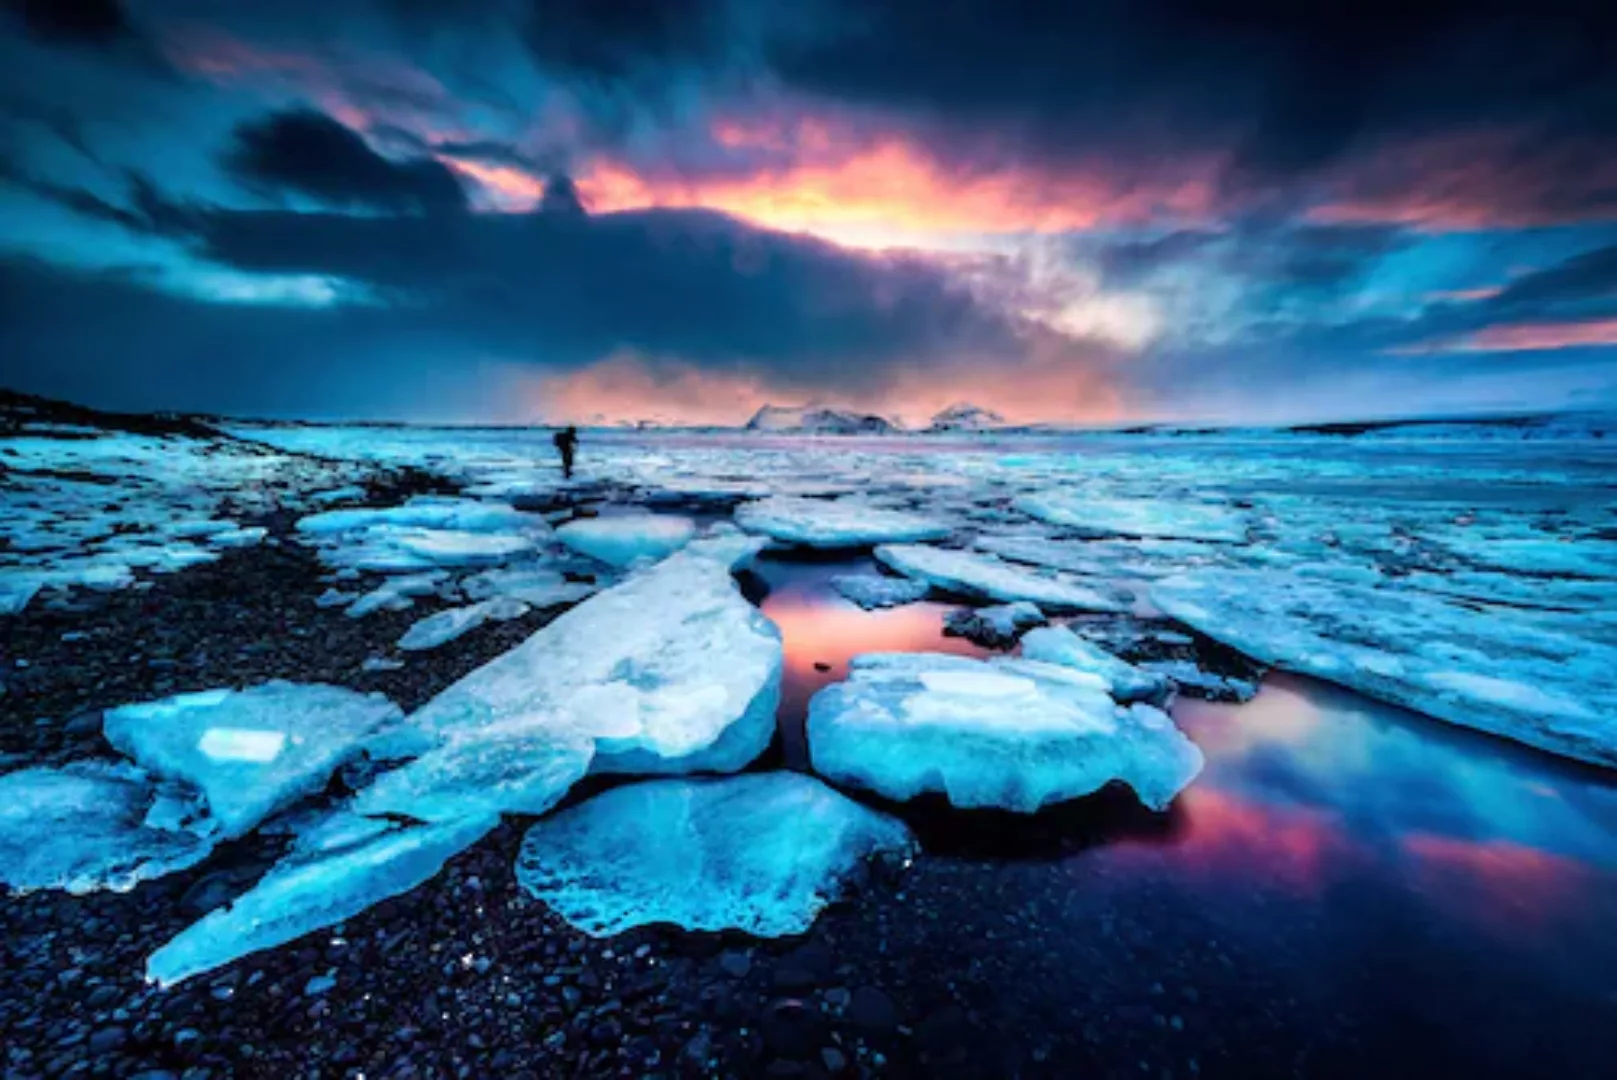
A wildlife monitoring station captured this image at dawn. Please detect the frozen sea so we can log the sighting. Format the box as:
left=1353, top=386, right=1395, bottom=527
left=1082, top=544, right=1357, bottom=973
left=4, top=410, right=1617, bottom=1075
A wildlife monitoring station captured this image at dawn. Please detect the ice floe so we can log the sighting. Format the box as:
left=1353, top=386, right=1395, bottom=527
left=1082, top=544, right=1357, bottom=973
left=0, top=762, right=215, bottom=894
left=352, top=533, right=781, bottom=822
left=397, top=597, right=531, bottom=651
left=735, top=496, right=951, bottom=548
left=807, top=653, right=1204, bottom=812
left=146, top=813, right=496, bottom=986
left=1014, top=494, right=1249, bottom=543
left=943, top=601, right=1046, bottom=647
left=875, top=544, right=1128, bottom=612
left=829, top=573, right=931, bottom=610
left=1152, top=569, right=1617, bottom=765
left=1018, top=625, right=1169, bottom=702
left=102, top=682, right=403, bottom=837
left=515, top=774, right=915, bottom=936
left=554, top=513, right=696, bottom=568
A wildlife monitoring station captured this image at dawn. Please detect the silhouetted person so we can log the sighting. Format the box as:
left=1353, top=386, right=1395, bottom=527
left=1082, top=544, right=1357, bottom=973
left=553, top=425, right=578, bottom=479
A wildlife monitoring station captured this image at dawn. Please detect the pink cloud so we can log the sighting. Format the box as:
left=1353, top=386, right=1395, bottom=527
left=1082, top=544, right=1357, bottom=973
left=1394, top=318, right=1617, bottom=354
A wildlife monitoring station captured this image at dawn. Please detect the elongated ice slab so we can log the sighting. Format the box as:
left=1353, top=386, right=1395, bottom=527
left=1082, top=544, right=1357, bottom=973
left=515, top=774, right=915, bottom=937
left=0, top=762, right=215, bottom=894
left=830, top=573, right=931, bottom=610
left=1151, top=569, right=1617, bottom=766
left=807, top=652, right=1203, bottom=812
left=1015, top=494, right=1248, bottom=543
left=354, top=534, right=781, bottom=822
left=146, top=814, right=496, bottom=985
left=556, top=513, right=697, bottom=568
left=397, top=597, right=530, bottom=651
left=944, top=601, right=1045, bottom=647
left=1019, top=625, right=1168, bottom=702
left=102, top=683, right=403, bottom=837
left=735, top=496, right=951, bottom=548
left=875, top=544, right=1127, bottom=612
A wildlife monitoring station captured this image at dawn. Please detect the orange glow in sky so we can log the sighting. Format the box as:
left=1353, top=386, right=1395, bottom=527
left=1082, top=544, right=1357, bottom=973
left=574, top=120, right=1219, bottom=249
left=531, top=353, right=1127, bottom=427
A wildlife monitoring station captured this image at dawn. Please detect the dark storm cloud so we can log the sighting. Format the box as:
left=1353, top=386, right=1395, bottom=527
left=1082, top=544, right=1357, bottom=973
left=1489, top=244, right=1617, bottom=310
left=8, top=156, right=1047, bottom=396
left=518, top=0, right=728, bottom=82
left=3, top=0, right=132, bottom=47
left=222, top=108, right=468, bottom=214
left=764, top=0, right=1617, bottom=181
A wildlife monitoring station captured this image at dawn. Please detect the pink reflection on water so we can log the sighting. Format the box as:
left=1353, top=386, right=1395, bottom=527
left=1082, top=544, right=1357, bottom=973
left=763, top=594, right=987, bottom=685
left=1400, top=832, right=1595, bottom=938
left=1108, top=787, right=1363, bottom=897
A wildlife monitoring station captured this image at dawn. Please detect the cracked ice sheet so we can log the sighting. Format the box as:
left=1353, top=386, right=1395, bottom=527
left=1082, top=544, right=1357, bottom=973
left=351, top=532, right=782, bottom=823
left=734, top=496, right=951, bottom=549
left=1151, top=569, right=1617, bottom=767
left=102, top=683, right=404, bottom=838
left=515, top=774, right=915, bottom=937
left=146, top=813, right=496, bottom=986
left=0, top=761, right=216, bottom=895
left=875, top=544, right=1129, bottom=613
left=807, top=652, right=1204, bottom=813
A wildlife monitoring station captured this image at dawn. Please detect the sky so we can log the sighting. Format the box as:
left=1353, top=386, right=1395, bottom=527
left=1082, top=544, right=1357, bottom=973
left=2, top=0, right=1617, bottom=426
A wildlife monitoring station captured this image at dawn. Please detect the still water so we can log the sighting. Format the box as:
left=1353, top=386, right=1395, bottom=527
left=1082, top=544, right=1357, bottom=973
left=753, top=553, right=1617, bottom=1075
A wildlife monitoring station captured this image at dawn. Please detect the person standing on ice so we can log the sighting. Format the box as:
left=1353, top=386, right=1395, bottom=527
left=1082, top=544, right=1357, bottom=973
left=553, top=425, right=579, bottom=479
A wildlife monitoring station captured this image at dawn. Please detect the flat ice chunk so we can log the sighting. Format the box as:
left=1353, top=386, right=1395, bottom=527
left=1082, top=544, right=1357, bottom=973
left=146, top=814, right=496, bottom=985
left=0, top=762, right=215, bottom=894
left=103, top=683, right=403, bottom=837
left=353, top=535, right=781, bottom=822
left=515, top=774, right=915, bottom=937
left=0, top=562, right=137, bottom=614
left=1151, top=570, right=1617, bottom=766
left=1019, top=625, right=1168, bottom=702
left=944, top=601, right=1046, bottom=647
left=397, top=597, right=530, bottom=651
left=735, top=496, right=951, bottom=548
left=555, top=514, right=696, bottom=568
left=875, top=544, right=1127, bottom=612
left=807, top=652, right=1204, bottom=812
left=461, top=565, right=597, bottom=608
left=1015, top=494, right=1248, bottom=543
left=207, top=526, right=267, bottom=549
left=830, top=573, right=931, bottom=610
left=345, top=571, right=449, bottom=618
left=296, top=497, right=541, bottom=537
left=394, top=529, right=536, bottom=566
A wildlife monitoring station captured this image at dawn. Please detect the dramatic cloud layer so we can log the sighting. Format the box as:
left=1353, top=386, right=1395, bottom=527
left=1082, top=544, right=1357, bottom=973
left=1, top=0, right=1614, bottom=422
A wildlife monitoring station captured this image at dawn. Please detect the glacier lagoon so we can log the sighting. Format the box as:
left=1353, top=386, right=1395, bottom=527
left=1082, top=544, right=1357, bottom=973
left=3, top=413, right=1617, bottom=1075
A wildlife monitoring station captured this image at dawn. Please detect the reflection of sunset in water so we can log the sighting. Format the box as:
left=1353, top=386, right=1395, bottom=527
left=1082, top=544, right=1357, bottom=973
left=751, top=556, right=1617, bottom=951
left=763, top=594, right=985, bottom=684
left=1400, top=832, right=1593, bottom=937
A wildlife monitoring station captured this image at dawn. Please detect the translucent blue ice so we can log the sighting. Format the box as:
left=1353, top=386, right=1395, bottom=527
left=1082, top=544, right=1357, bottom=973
left=829, top=573, right=931, bottom=609
left=1152, top=569, right=1617, bottom=766
left=515, top=774, right=915, bottom=936
left=735, top=495, right=951, bottom=548
left=102, top=682, right=404, bottom=837
left=0, top=761, right=216, bottom=894
left=1018, top=625, right=1169, bottom=702
left=875, top=544, right=1128, bottom=612
left=555, top=513, right=696, bottom=568
left=146, top=813, right=496, bottom=985
left=807, top=652, right=1204, bottom=812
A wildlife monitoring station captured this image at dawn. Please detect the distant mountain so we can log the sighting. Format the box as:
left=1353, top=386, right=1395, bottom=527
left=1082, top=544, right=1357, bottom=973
left=744, top=404, right=896, bottom=435
left=927, top=402, right=1006, bottom=432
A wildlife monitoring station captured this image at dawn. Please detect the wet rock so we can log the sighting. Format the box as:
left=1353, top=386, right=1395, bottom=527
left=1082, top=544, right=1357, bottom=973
left=88, top=1026, right=128, bottom=1054
left=846, top=987, right=899, bottom=1032
left=763, top=998, right=826, bottom=1058
left=718, top=951, right=753, bottom=979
